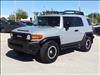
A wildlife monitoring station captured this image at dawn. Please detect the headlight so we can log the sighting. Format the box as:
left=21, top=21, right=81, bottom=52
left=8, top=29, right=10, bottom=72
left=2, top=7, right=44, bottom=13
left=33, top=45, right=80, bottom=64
left=31, top=34, right=43, bottom=39
left=26, top=35, right=31, bottom=40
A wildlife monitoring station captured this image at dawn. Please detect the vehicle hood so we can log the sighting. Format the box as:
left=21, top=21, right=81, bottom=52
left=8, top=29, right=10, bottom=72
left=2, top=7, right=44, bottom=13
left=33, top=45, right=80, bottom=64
left=12, top=26, right=61, bottom=37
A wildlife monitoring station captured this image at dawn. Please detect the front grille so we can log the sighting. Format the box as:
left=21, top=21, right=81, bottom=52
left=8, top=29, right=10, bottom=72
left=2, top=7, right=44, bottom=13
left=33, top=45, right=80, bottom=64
left=12, top=32, right=30, bottom=41
left=9, top=42, right=23, bottom=48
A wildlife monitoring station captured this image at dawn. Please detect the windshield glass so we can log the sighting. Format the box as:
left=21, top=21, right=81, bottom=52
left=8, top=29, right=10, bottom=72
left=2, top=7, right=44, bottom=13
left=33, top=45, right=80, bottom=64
left=35, top=16, right=60, bottom=26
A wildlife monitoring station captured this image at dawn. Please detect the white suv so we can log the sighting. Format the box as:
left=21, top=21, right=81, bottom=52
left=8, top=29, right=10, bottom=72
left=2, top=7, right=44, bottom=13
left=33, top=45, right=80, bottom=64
left=8, top=10, right=94, bottom=63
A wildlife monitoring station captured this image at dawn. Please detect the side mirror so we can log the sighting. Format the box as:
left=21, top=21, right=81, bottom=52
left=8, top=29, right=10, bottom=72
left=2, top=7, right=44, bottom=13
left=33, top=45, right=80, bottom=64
left=64, top=24, right=70, bottom=30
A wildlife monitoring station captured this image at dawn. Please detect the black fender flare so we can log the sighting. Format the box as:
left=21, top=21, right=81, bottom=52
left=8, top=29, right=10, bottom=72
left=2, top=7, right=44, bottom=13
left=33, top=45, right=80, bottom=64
left=39, top=36, right=61, bottom=49
left=81, top=32, right=94, bottom=44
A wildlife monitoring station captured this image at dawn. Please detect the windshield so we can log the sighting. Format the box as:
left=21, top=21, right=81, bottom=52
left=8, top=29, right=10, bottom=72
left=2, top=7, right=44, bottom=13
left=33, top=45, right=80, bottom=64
left=35, top=16, right=60, bottom=26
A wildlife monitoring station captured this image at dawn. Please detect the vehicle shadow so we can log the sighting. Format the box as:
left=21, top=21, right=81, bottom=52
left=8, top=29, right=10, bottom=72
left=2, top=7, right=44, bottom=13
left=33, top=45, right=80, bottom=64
left=94, top=34, right=100, bottom=36
left=6, top=49, right=74, bottom=63
left=6, top=50, right=35, bottom=62
left=59, top=49, right=74, bottom=56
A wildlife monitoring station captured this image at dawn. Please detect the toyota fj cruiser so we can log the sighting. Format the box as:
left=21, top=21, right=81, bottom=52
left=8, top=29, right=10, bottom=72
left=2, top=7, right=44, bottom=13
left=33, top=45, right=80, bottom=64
left=8, top=10, right=94, bottom=63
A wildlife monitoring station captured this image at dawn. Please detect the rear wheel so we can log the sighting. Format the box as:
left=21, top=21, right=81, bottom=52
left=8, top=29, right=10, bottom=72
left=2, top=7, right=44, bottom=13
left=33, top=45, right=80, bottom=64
left=38, top=41, right=59, bottom=63
left=78, top=37, right=92, bottom=52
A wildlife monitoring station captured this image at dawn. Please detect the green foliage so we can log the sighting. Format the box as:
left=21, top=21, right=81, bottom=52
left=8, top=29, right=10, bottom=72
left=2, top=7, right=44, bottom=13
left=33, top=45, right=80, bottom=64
left=8, top=9, right=28, bottom=20
left=40, top=10, right=59, bottom=15
left=33, top=12, right=39, bottom=16
left=7, top=14, right=15, bottom=20
left=0, top=17, right=7, bottom=20
left=16, top=9, right=28, bottom=20
left=33, top=10, right=59, bottom=16
left=87, top=13, right=100, bottom=24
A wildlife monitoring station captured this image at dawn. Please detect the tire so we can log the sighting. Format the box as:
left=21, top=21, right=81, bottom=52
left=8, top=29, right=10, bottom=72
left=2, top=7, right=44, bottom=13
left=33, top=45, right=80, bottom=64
left=78, top=37, right=92, bottom=52
left=39, top=41, right=59, bottom=63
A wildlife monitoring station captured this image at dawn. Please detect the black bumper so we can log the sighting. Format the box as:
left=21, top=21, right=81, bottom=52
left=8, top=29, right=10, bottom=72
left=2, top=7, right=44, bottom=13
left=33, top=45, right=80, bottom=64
left=8, top=38, right=41, bottom=55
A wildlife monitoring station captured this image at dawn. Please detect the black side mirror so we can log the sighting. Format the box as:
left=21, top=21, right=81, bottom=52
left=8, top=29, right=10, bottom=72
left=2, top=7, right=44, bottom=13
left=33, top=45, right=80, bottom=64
left=64, top=24, right=70, bottom=30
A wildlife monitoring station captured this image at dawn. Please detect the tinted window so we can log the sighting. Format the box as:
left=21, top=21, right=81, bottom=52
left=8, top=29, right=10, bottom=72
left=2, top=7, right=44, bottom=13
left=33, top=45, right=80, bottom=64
left=37, top=16, right=60, bottom=26
left=63, top=17, right=73, bottom=28
left=73, top=17, right=83, bottom=26
left=63, top=17, right=83, bottom=27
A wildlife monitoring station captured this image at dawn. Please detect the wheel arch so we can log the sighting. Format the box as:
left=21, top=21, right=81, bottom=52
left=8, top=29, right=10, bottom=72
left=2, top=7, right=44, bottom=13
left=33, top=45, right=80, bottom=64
left=39, top=36, right=61, bottom=49
left=85, top=32, right=94, bottom=43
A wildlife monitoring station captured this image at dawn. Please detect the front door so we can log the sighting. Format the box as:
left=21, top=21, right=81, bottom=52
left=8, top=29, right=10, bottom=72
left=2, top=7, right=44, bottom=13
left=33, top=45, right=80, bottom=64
left=61, top=16, right=84, bottom=44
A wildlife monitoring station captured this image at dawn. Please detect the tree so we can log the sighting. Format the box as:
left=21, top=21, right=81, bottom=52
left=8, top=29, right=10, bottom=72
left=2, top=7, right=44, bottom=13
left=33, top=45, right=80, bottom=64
left=87, top=13, right=100, bottom=24
left=33, top=10, right=59, bottom=16
left=97, top=16, right=100, bottom=22
left=0, top=17, right=7, bottom=20
left=33, top=12, right=39, bottom=16
left=8, top=9, right=28, bottom=20
left=40, top=10, right=59, bottom=15
left=7, top=14, right=15, bottom=20
left=16, top=9, right=28, bottom=20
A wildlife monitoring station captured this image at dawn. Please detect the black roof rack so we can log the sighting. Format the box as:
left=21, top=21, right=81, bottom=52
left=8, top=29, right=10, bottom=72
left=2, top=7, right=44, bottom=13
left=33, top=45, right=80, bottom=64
left=60, top=10, right=84, bottom=15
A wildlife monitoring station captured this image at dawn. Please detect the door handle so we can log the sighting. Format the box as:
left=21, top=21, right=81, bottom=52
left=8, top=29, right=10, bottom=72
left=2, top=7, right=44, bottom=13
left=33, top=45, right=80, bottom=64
left=75, top=29, right=79, bottom=32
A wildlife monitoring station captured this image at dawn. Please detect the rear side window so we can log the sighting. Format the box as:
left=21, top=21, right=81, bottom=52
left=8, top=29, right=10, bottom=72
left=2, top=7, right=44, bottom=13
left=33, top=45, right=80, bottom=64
left=63, top=17, right=83, bottom=27
left=87, top=19, right=92, bottom=25
left=73, top=17, right=83, bottom=27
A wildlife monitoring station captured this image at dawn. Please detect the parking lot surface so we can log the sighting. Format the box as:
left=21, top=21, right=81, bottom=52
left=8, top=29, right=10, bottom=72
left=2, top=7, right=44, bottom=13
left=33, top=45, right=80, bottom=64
left=1, top=33, right=100, bottom=74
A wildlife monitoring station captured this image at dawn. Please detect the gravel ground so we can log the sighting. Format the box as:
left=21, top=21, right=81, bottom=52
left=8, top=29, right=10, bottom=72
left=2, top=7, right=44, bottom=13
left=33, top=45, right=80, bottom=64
left=1, top=33, right=100, bottom=74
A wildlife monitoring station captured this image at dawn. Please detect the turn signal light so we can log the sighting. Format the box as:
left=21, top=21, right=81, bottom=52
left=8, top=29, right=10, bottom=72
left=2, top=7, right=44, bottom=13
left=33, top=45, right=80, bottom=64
left=31, top=34, right=43, bottom=39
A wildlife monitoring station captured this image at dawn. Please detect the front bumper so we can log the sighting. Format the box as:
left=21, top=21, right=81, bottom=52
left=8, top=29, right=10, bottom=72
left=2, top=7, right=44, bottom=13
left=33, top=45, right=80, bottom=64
left=8, top=38, right=41, bottom=55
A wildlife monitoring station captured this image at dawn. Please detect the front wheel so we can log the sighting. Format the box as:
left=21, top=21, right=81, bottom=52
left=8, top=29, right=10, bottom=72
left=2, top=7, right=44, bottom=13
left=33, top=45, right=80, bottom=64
left=78, top=37, right=92, bottom=52
left=39, top=41, right=59, bottom=63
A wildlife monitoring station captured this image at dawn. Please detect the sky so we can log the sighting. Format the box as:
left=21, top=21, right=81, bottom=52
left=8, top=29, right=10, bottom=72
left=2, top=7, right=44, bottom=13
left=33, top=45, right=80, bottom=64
left=1, top=1, right=100, bottom=18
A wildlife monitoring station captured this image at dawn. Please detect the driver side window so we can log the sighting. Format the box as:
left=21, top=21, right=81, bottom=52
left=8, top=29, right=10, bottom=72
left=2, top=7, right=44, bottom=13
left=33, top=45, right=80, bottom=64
left=63, top=17, right=73, bottom=28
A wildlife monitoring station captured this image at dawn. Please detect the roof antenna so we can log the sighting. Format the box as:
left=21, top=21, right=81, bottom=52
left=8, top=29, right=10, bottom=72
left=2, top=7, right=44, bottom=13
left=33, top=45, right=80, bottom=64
left=78, top=0, right=81, bottom=11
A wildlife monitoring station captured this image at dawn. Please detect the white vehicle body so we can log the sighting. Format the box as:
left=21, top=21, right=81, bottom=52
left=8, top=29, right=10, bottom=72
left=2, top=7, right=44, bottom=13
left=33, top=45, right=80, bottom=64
left=13, top=14, right=92, bottom=44
left=8, top=10, right=94, bottom=63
